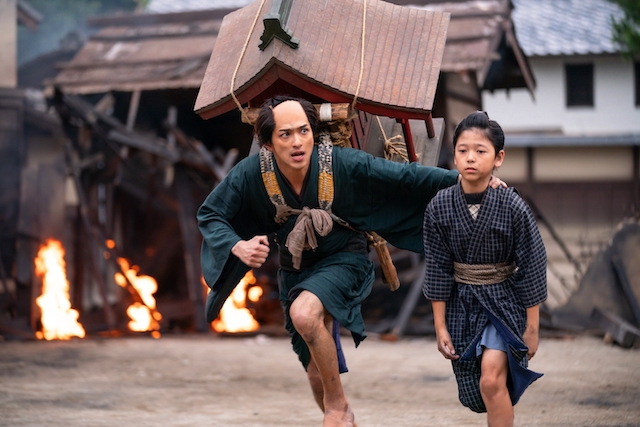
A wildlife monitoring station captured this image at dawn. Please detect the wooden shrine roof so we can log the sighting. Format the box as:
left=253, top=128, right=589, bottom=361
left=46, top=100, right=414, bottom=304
left=194, top=0, right=451, bottom=120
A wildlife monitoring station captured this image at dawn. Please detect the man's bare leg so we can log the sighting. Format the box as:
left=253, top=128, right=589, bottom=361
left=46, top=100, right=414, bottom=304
left=307, top=358, right=324, bottom=410
left=290, top=290, right=355, bottom=427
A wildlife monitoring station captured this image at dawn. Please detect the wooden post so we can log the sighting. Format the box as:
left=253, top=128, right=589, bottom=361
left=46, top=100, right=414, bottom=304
left=66, top=143, right=117, bottom=330
left=175, top=166, right=208, bottom=332
left=611, top=253, right=640, bottom=326
left=126, top=90, right=141, bottom=131
left=388, top=253, right=424, bottom=339
left=241, top=103, right=351, bottom=125
left=399, top=118, right=418, bottom=162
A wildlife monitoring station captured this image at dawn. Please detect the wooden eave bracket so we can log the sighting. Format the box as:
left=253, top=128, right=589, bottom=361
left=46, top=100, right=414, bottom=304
left=259, top=0, right=299, bottom=50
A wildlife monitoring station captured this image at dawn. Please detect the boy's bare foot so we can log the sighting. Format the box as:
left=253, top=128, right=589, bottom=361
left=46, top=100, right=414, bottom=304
left=323, top=405, right=356, bottom=427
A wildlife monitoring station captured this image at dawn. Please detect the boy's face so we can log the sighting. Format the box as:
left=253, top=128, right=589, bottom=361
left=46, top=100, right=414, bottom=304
left=454, top=129, right=504, bottom=191
left=266, top=100, right=314, bottom=180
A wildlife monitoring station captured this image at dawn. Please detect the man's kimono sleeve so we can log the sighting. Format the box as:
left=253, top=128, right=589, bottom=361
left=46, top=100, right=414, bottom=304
left=510, top=194, right=547, bottom=307
left=422, top=201, right=455, bottom=301
left=332, top=147, right=459, bottom=253
left=197, top=166, right=254, bottom=291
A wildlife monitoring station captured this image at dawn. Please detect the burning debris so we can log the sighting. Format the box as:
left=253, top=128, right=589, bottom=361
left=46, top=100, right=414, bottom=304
left=34, top=239, right=85, bottom=340
left=212, top=270, right=263, bottom=333
left=115, top=258, right=162, bottom=338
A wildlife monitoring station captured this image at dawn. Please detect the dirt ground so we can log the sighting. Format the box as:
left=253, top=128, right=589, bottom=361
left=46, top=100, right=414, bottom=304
left=1, top=331, right=639, bottom=427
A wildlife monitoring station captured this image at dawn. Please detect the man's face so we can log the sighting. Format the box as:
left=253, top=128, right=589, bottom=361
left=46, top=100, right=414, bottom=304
left=266, top=100, right=314, bottom=179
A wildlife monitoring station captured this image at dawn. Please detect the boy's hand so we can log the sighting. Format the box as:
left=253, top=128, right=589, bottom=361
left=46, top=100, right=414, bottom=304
left=436, top=329, right=460, bottom=360
left=523, top=324, right=539, bottom=359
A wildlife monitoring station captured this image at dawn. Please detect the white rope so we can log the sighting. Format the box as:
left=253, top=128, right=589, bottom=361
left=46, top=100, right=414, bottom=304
left=230, top=0, right=267, bottom=124
left=319, top=103, right=333, bottom=122
left=351, top=0, right=367, bottom=112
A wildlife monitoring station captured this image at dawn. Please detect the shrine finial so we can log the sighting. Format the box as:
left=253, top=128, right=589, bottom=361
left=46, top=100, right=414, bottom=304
left=259, top=0, right=299, bottom=50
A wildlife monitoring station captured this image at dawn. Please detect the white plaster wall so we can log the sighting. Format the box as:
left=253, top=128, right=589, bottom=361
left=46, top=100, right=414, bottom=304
left=0, top=0, right=17, bottom=88
left=534, top=146, right=633, bottom=181
left=483, top=55, right=640, bottom=135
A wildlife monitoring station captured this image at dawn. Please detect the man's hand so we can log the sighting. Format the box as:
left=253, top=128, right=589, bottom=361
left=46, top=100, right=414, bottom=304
left=231, top=236, right=270, bottom=268
left=489, top=175, right=508, bottom=188
left=436, top=329, right=460, bottom=361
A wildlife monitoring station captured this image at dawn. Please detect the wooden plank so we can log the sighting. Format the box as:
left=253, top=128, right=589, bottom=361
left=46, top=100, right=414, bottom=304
left=126, top=90, right=141, bottom=131
left=36, top=156, right=66, bottom=243
left=387, top=253, right=424, bottom=340
left=66, top=143, right=117, bottom=330
left=413, top=117, right=445, bottom=167
left=175, top=167, right=207, bottom=332
left=611, top=253, right=640, bottom=326
left=591, top=306, right=640, bottom=349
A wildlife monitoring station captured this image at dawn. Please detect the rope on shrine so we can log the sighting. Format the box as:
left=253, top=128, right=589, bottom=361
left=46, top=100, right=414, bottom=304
left=230, top=0, right=266, bottom=124
left=351, top=0, right=367, bottom=112
left=375, top=116, right=409, bottom=163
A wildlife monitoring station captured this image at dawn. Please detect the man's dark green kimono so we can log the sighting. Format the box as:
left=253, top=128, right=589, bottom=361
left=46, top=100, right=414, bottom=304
left=197, top=144, right=458, bottom=369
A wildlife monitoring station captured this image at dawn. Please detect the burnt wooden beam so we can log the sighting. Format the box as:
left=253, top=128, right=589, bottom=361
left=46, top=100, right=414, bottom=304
left=524, top=195, right=583, bottom=277
left=388, top=254, right=425, bottom=339
left=165, top=124, right=226, bottom=182
left=70, top=145, right=162, bottom=328
left=175, top=167, right=207, bottom=332
left=611, top=252, right=640, bottom=327
left=591, top=306, right=640, bottom=349
left=108, top=130, right=179, bottom=162
left=65, top=143, right=117, bottom=330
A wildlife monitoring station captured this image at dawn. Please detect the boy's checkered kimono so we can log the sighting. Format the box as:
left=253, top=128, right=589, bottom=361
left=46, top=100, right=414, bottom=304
left=423, top=184, right=547, bottom=413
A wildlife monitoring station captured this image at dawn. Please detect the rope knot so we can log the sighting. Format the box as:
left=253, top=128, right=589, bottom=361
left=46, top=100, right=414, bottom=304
left=285, top=207, right=334, bottom=269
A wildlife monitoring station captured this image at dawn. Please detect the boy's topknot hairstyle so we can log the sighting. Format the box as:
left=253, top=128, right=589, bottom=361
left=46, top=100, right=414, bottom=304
left=452, top=111, right=505, bottom=154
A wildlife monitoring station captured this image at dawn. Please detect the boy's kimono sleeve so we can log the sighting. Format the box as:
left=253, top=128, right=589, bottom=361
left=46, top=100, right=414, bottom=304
left=422, top=200, right=455, bottom=301
left=510, top=195, right=548, bottom=307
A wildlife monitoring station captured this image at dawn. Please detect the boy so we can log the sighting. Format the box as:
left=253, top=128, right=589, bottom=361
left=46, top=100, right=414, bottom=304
left=422, top=111, right=547, bottom=427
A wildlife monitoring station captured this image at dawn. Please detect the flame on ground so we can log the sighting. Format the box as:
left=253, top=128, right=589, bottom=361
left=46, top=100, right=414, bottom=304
left=34, top=239, right=86, bottom=340
left=115, top=258, right=161, bottom=337
left=212, top=270, right=263, bottom=333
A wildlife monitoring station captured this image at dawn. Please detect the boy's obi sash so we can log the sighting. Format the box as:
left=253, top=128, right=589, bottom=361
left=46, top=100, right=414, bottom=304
left=453, top=262, right=516, bottom=285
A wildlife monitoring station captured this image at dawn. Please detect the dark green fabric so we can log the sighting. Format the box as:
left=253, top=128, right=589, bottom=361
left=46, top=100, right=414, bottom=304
left=279, top=249, right=375, bottom=369
left=197, top=145, right=459, bottom=357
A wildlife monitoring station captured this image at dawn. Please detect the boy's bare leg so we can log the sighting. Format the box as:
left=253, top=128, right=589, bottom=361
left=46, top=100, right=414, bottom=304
left=290, top=291, right=355, bottom=427
left=480, top=349, right=513, bottom=427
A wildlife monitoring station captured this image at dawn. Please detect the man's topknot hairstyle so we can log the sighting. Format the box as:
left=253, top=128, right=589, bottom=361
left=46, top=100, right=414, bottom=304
left=452, top=111, right=505, bottom=154
left=254, top=96, right=319, bottom=147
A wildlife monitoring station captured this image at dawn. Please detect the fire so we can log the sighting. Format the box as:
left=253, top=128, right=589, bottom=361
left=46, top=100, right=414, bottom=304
left=115, top=258, right=161, bottom=337
left=34, top=239, right=86, bottom=340
left=212, top=270, right=262, bottom=333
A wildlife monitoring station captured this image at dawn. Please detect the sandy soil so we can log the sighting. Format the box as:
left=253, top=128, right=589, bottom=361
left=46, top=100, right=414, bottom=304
left=1, top=332, right=639, bottom=427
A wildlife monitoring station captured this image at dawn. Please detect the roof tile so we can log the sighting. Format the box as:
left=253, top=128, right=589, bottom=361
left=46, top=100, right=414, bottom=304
left=511, top=0, right=624, bottom=56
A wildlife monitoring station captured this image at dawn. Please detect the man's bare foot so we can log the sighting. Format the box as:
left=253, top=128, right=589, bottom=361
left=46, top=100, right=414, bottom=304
left=323, top=405, right=355, bottom=427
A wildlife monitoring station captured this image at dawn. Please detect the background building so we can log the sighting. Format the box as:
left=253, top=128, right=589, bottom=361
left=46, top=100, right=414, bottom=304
left=483, top=0, right=640, bottom=308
